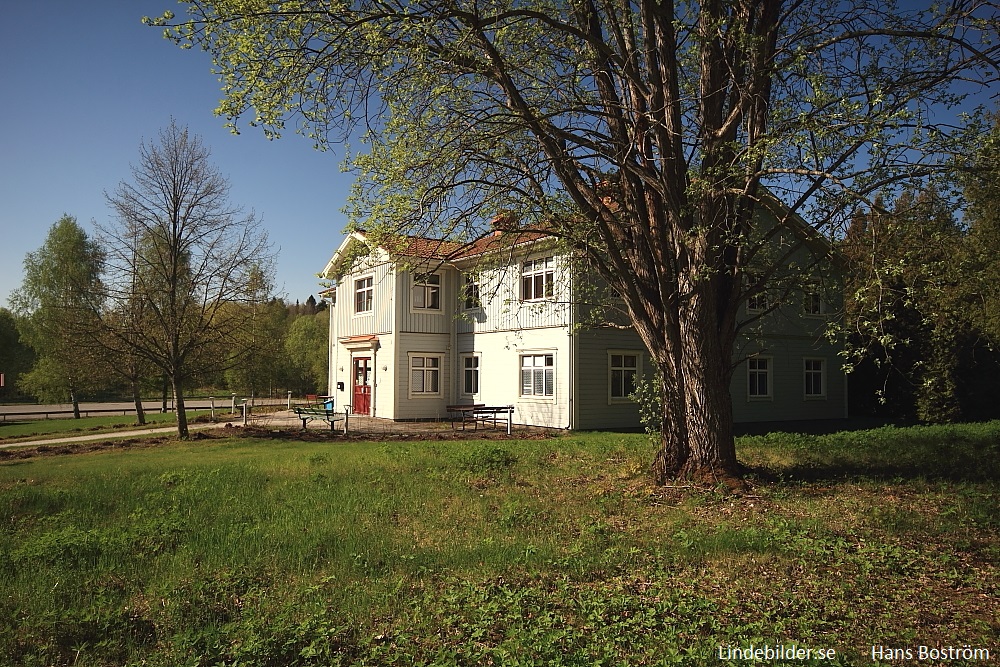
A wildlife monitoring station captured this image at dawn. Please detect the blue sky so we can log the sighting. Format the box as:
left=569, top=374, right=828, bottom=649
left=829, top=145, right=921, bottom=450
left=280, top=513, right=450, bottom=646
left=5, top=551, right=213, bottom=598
left=0, top=1, right=351, bottom=309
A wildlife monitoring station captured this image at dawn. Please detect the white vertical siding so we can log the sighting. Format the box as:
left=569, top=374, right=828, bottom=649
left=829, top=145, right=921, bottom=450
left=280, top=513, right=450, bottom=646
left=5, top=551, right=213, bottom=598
left=335, top=262, right=396, bottom=337
left=397, top=267, right=455, bottom=334
left=457, top=252, right=571, bottom=335
left=456, top=328, right=570, bottom=429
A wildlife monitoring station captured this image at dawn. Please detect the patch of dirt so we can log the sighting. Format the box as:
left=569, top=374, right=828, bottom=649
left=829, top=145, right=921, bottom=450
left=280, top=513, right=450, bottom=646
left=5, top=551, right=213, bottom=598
left=236, top=425, right=557, bottom=443
left=0, top=430, right=225, bottom=461
left=0, top=425, right=556, bottom=461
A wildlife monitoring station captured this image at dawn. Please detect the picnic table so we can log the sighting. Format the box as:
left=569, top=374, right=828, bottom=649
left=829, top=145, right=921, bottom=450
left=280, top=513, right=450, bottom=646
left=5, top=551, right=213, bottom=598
left=292, top=405, right=349, bottom=433
left=447, top=404, right=514, bottom=434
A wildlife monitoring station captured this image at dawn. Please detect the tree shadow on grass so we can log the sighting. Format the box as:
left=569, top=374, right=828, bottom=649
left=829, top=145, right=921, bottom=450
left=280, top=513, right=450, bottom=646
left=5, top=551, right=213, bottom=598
left=742, top=421, right=1000, bottom=484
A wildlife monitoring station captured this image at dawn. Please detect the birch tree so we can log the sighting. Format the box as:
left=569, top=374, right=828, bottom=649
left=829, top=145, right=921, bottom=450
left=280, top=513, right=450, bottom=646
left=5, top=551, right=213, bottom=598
left=150, top=0, right=1000, bottom=482
left=9, top=216, right=106, bottom=416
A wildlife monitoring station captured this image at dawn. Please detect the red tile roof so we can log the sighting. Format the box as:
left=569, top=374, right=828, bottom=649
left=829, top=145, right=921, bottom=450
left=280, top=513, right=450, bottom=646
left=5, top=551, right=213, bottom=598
left=376, top=230, right=552, bottom=261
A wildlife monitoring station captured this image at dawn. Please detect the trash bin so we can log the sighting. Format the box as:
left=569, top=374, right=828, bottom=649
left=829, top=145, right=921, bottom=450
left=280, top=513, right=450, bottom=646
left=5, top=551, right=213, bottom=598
left=324, top=398, right=335, bottom=410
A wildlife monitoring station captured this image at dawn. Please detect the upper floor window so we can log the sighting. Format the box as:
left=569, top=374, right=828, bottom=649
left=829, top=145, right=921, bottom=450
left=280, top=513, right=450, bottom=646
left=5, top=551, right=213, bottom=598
left=462, top=273, right=481, bottom=310
left=521, top=353, right=554, bottom=397
left=747, top=290, right=769, bottom=313
left=609, top=353, right=639, bottom=401
left=355, top=276, right=373, bottom=313
left=412, top=273, right=441, bottom=310
left=521, top=257, right=554, bottom=301
left=804, top=291, right=825, bottom=317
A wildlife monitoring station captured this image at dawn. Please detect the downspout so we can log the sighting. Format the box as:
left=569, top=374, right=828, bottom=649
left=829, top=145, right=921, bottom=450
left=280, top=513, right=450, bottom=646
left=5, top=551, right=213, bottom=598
left=567, top=266, right=576, bottom=430
left=371, top=343, right=377, bottom=417
left=568, top=328, right=576, bottom=430
left=450, top=269, right=458, bottom=409
left=843, top=365, right=849, bottom=419
left=329, top=291, right=338, bottom=401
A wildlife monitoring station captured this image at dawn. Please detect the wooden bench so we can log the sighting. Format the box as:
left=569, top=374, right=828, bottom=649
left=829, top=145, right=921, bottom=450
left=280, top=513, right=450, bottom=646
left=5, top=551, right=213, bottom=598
left=447, top=404, right=514, bottom=434
left=447, top=404, right=485, bottom=430
left=293, top=405, right=348, bottom=432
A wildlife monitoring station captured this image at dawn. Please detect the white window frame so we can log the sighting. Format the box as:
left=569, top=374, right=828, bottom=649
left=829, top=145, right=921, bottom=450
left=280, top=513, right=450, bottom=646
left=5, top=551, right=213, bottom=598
left=747, top=356, right=772, bottom=400
left=410, top=272, right=442, bottom=312
left=804, top=357, right=827, bottom=399
left=408, top=353, right=443, bottom=398
left=462, top=273, right=481, bottom=310
left=744, top=273, right=769, bottom=314
left=521, top=257, right=555, bottom=301
left=803, top=290, right=826, bottom=317
left=354, top=276, right=374, bottom=314
left=747, top=290, right=769, bottom=314
left=520, top=352, right=555, bottom=399
left=608, top=351, right=642, bottom=403
left=460, top=353, right=481, bottom=397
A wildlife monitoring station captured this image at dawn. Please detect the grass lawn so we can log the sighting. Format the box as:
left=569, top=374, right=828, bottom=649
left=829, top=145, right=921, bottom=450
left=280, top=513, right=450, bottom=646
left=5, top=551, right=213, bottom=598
left=0, top=423, right=997, bottom=666
left=0, top=411, right=217, bottom=442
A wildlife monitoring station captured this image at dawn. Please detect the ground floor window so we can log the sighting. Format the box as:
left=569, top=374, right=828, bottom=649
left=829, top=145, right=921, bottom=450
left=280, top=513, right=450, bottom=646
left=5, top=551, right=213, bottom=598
left=804, top=358, right=826, bottom=398
left=521, top=353, right=554, bottom=397
left=609, top=352, right=639, bottom=401
left=748, top=356, right=771, bottom=399
left=462, top=354, right=480, bottom=395
left=409, top=355, right=441, bottom=396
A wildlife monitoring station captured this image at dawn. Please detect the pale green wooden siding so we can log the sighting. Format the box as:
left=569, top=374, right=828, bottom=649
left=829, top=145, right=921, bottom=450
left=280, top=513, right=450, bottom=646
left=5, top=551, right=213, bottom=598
left=572, top=328, right=646, bottom=430
left=393, top=332, right=452, bottom=420
left=731, top=336, right=847, bottom=423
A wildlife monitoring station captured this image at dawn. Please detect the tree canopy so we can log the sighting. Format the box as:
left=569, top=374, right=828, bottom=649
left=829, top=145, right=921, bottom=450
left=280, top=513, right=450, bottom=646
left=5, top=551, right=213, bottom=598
left=9, top=216, right=107, bottom=413
left=151, top=0, right=1000, bottom=482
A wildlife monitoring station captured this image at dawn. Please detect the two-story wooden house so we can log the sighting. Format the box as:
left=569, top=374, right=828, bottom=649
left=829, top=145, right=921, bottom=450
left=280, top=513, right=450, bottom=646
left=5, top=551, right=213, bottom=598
left=321, top=219, right=847, bottom=429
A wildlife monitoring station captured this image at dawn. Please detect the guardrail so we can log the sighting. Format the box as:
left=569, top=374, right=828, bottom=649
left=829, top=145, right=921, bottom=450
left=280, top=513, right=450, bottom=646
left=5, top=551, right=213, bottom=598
left=0, top=397, right=294, bottom=422
left=0, top=406, right=214, bottom=422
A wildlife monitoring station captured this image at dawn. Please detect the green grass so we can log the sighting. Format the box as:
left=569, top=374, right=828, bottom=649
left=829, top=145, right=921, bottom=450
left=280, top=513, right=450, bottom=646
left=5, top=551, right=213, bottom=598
left=1, top=424, right=997, bottom=666
left=0, top=410, right=217, bottom=441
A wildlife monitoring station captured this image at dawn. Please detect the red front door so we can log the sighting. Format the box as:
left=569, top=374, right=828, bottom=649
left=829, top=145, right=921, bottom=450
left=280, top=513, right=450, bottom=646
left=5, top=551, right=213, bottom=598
left=352, top=357, right=372, bottom=415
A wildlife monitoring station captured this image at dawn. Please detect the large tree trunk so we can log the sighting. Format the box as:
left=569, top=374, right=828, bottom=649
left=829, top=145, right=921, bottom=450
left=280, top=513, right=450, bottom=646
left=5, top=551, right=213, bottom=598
left=172, top=376, right=189, bottom=438
left=650, top=262, right=743, bottom=487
